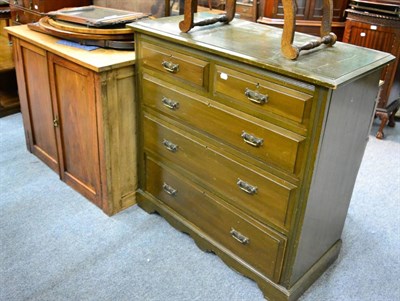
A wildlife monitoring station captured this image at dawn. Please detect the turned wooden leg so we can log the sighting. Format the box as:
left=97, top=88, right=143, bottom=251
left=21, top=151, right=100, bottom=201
left=376, top=111, right=389, bottom=139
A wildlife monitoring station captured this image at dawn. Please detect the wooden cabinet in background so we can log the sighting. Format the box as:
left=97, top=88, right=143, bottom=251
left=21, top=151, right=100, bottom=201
left=6, top=25, right=137, bottom=215
left=10, top=0, right=92, bottom=25
left=343, top=2, right=400, bottom=139
left=258, top=0, right=350, bottom=40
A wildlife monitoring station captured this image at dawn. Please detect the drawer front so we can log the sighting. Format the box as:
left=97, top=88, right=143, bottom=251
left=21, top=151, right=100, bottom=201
left=144, top=114, right=296, bottom=231
left=141, top=41, right=209, bottom=90
left=236, top=3, right=254, bottom=20
left=215, top=65, right=313, bottom=125
left=10, top=6, right=41, bottom=24
left=142, top=75, right=305, bottom=174
left=145, top=157, right=287, bottom=282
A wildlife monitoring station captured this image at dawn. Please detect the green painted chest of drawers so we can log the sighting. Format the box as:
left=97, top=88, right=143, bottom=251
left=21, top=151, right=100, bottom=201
left=129, top=14, right=394, bottom=301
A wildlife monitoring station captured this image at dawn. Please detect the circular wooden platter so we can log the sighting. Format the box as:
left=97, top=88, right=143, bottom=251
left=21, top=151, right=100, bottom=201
left=47, top=18, right=135, bottom=35
left=38, top=17, right=133, bottom=41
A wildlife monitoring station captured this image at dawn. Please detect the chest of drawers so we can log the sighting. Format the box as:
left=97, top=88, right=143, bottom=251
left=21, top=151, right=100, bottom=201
left=130, top=15, right=394, bottom=300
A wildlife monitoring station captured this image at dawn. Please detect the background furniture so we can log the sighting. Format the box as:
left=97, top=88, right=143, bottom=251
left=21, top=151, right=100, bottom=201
left=342, top=0, right=400, bottom=139
left=10, top=0, right=92, bottom=25
left=258, top=0, right=350, bottom=40
left=6, top=25, right=137, bottom=215
left=0, top=1, right=19, bottom=117
left=131, top=14, right=393, bottom=301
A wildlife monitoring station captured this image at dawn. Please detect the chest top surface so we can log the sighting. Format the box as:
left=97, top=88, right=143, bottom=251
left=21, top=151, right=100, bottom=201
left=129, top=13, right=394, bottom=88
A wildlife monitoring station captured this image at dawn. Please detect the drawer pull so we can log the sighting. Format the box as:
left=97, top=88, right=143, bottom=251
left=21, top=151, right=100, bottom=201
left=162, top=183, right=177, bottom=196
left=162, top=139, right=178, bottom=152
left=241, top=131, right=264, bottom=147
left=245, top=88, right=268, bottom=105
left=230, top=228, right=250, bottom=245
left=162, top=60, right=180, bottom=73
left=237, top=179, right=258, bottom=195
left=161, top=97, right=179, bottom=110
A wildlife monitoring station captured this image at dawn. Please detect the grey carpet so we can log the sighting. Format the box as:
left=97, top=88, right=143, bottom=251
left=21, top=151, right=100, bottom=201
left=1, top=113, right=399, bottom=301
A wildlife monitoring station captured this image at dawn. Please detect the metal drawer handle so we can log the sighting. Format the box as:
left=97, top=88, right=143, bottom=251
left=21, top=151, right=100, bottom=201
left=237, top=179, right=258, bottom=195
left=53, top=116, right=59, bottom=128
left=241, top=131, right=263, bottom=147
left=230, top=228, right=250, bottom=245
left=162, top=60, right=180, bottom=73
left=161, top=96, right=179, bottom=110
left=244, top=88, right=268, bottom=105
left=162, top=139, right=178, bottom=153
left=162, top=183, right=177, bottom=196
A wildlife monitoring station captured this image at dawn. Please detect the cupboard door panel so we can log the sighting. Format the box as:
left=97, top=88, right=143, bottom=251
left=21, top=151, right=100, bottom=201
left=19, top=41, right=58, bottom=172
left=49, top=54, right=101, bottom=205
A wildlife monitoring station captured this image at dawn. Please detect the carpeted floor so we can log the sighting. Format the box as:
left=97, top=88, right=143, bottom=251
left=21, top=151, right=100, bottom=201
left=1, top=113, right=399, bottom=301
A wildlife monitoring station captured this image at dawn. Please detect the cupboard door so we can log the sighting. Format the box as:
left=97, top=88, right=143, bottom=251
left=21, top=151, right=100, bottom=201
left=14, top=40, right=59, bottom=172
left=48, top=54, right=102, bottom=205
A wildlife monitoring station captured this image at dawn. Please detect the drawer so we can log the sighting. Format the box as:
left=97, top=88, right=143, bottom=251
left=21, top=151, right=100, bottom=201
left=141, top=41, right=209, bottom=90
left=144, top=114, right=297, bottom=231
left=236, top=3, right=254, bottom=20
left=142, top=75, right=305, bottom=175
left=10, top=6, right=41, bottom=24
left=13, top=0, right=91, bottom=12
left=145, top=157, right=287, bottom=282
left=214, top=65, right=313, bottom=125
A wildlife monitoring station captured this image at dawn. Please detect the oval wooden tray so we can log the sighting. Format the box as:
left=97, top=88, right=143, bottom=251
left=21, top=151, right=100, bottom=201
left=38, top=17, right=133, bottom=41
left=47, top=18, right=135, bottom=35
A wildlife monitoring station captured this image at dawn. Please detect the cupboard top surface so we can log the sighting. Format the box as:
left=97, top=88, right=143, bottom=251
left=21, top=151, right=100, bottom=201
left=5, top=25, right=135, bottom=72
left=129, top=13, right=394, bottom=88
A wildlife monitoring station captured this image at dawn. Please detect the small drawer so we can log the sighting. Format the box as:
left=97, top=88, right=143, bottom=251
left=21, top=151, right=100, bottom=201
left=236, top=3, right=254, bottom=20
left=215, top=65, right=313, bottom=125
left=144, top=114, right=297, bottom=231
left=141, top=41, right=209, bottom=90
left=10, top=6, right=41, bottom=24
left=142, top=75, right=305, bottom=175
left=145, top=157, right=287, bottom=282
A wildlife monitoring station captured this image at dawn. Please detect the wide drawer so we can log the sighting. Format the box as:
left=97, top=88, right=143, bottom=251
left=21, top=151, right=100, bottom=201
left=142, top=75, right=305, bottom=175
left=141, top=41, right=209, bottom=91
left=214, top=65, right=313, bottom=125
left=145, top=157, right=287, bottom=282
left=144, top=114, right=296, bottom=231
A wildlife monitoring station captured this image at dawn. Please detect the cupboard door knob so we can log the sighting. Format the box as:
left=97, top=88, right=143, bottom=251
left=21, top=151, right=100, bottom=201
left=230, top=228, right=250, bottom=245
left=15, top=13, right=19, bottom=23
left=244, top=88, right=268, bottom=104
left=53, top=117, right=59, bottom=128
left=241, top=131, right=263, bottom=147
left=161, top=60, right=179, bottom=73
left=162, top=183, right=177, bottom=196
left=237, top=178, right=258, bottom=195
left=161, top=96, right=179, bottom=110
left=162, top=139, right=178, bottom=152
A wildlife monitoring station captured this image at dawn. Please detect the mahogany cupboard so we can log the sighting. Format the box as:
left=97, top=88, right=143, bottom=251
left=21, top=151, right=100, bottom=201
left=130, top=15, right=394, bottom=300
left=6, top=25, right=137, bottom=215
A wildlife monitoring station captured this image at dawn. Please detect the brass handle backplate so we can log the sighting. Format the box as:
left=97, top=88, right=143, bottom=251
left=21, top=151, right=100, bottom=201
left=245, top=88, right=268, bottom=105
left=161, top=60, right=179, bottom=73
left=230, top=228, right=250, bottom=245
left=162, top=139, right=178, bottom=153
left=237, top=178, right=258, bottom=195
left=53, top=117, right=59, bottom=128
left=241, top=131, right=263, bottom=147
left=161, top=96, right=179, bottom=110
left=162, top=183, right=177, bottom=196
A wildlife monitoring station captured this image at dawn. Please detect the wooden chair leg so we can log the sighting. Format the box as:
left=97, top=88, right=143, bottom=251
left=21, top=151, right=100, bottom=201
left=281, top=0, right=336, bottom=60
left=179, top=0, right=236, bottom=32
left=376, top=111, right=388, bottom=139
